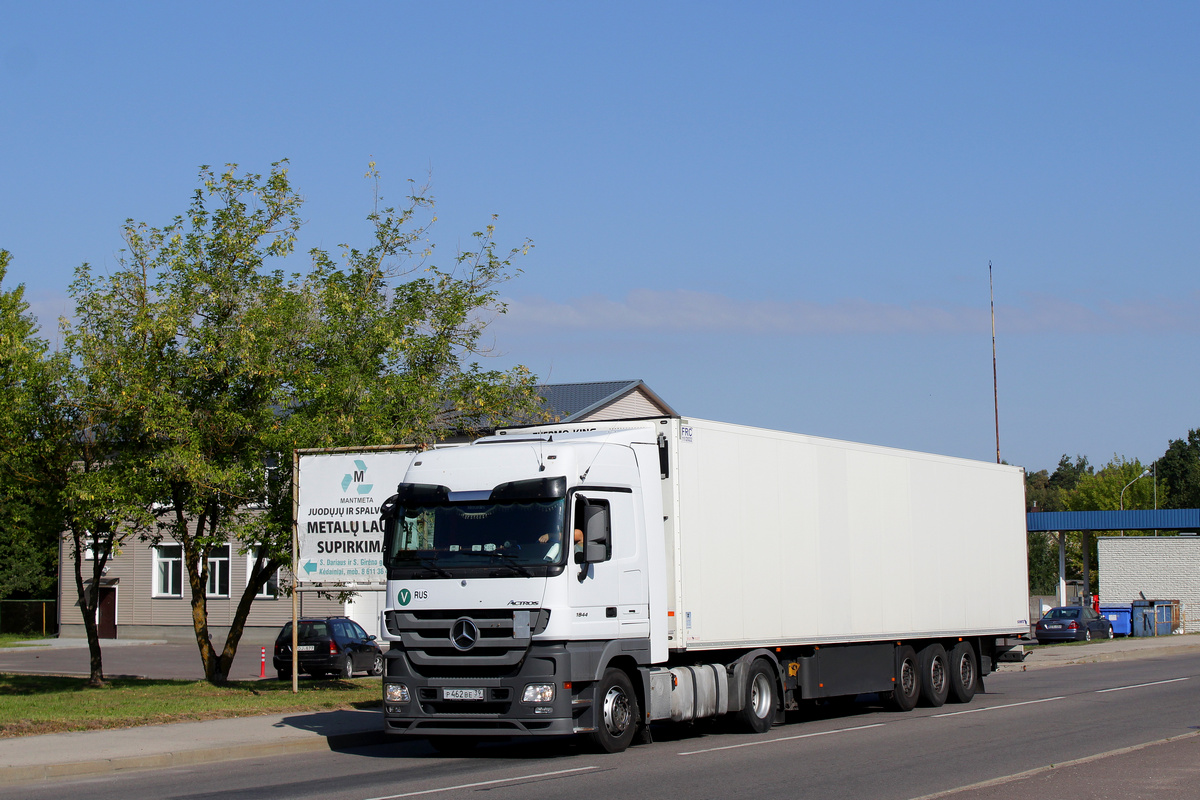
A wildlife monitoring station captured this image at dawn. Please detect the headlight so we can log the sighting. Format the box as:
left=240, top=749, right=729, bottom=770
left=522, top=683, right=555, bottom=703
left=385, top=683, right=411, bottom=703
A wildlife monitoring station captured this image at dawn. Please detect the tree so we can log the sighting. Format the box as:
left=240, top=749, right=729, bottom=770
left=1157, top=430, right=1200, bottom=509
left=0, top=250, right=59, bottom=601
left=0, top=250, right=152, bottom=685
left=68, top=162, right=545, bottom=683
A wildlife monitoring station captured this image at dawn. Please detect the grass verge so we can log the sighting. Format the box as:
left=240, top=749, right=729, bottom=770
left=0, top=674, right=380, bottom=738
left=0, top=634, right=52, bottom=649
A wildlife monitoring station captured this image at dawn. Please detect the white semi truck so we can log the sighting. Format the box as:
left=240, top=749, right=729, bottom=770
left=377, top=417, right=1029, bottom=753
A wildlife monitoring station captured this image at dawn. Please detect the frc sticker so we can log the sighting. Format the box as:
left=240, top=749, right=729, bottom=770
left=681, top=425, right=693, bottom=443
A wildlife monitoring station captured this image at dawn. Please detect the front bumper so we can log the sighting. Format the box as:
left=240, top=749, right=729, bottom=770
left=381, top=642, right=583, bottom=738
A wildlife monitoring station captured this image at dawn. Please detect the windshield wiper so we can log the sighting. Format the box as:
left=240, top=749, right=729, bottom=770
left=414, top=555, right=452, bottom=578
left=457, top=549, right=534, bottom=577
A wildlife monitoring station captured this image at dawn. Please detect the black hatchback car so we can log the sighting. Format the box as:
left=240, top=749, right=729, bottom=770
left=273, top=617, right=384, bottom=679
left=1034, top=606, right=1114, bottom=644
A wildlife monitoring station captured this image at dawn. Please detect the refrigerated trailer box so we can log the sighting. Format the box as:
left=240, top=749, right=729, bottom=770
left=371, top=417, right=1030, bottom=753
left=663, top=418, right=1029, bottom=649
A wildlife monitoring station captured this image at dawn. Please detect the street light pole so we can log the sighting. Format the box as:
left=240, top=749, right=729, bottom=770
left=1119, top=468, right=1151, bottom=536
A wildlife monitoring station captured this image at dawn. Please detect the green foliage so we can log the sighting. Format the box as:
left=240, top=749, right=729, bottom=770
left=0, top=251, right=64, bottom=600
left=1026, top=531, right=1060, bottom=595
left=1061, top=456, right=1157, bottom=513
left=1157, top=430, right=1200, bottom=509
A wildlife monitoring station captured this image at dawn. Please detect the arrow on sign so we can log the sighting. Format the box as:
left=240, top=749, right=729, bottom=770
left=303, top=561, right=318, bottom=574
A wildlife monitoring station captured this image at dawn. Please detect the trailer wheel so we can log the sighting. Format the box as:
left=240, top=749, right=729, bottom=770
left=947, top=642, right=978, bottom=703
left=887, top=645, right=920, bottom=712
left=588, top=669, right=639, bottom=753
left=917, top=644, right=949, bottom=707
left=736, top=660, right=777, bottom=734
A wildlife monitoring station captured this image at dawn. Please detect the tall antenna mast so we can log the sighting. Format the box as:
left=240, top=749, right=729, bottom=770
left=990, top=261, right=1000, bottom=464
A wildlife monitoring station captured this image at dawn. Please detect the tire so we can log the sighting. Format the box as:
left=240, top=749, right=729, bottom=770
left=945, top=642, right=974, bottom=705
left=588, top=668, right=639, bottom=753
left=946, top=642, right=978, bottom=704
left=1106, top=625, right=1114, bottom=640
left=276, top=668, right=289, bottom=681
left=887, top=645, right=920, bottom=712
left=735, top=659, right=777, bottom=734
left=918, top=644, right=949, bottom=708
left=428, top=736, right=478, bottom=755
left=369, top=653, right=384, bottom=677
left=340, top=657, right=355, bottom=679
left=1084, top=629, right=1092, bottom=642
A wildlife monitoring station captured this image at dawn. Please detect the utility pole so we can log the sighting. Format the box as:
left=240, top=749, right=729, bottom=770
left=990, top=262, right=1000, bottom=464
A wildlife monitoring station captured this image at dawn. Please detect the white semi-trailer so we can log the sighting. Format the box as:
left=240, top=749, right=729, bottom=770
left=377, top=417, right=1029, bottom=753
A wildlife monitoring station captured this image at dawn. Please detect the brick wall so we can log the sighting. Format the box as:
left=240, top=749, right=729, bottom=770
left=1097, top=536, right=1200, bottom=633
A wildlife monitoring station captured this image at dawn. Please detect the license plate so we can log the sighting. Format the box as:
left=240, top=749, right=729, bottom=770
left=442, top=688, right=485, bottom=701
left=297, top=644, right=315, bottom=652
left=1046, top=624, right=1062, bottom=630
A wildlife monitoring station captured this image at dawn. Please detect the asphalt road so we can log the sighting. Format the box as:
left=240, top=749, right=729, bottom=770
left=6, top=651, right=1199, bottom=800
left=0, top=641, right=275, bottom=681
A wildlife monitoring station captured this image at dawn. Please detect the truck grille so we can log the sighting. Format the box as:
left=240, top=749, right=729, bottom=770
left=385, top=609, right=549, bottom=678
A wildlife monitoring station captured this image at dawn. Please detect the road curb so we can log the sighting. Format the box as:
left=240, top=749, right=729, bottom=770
left=1, top=729, right=389, bottom=784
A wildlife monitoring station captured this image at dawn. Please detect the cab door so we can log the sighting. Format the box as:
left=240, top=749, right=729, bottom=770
left=567, top=489, right=648, bottom=641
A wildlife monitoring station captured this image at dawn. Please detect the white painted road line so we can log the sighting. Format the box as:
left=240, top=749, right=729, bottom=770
left=678, top=723, right=885, bottom=755
left=361, top=766, right=600, bottom=799
left=933, top=696, right=1065, bottom=718
left=1096, top=677, right=1189, bottom=694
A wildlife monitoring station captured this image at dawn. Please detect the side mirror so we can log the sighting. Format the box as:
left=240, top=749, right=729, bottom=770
left=580, top=501, right=610, bottom=564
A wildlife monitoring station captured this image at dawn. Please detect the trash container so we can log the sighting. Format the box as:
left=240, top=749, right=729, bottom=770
left=1131, top=600, right=1154, bottom=637
left=1130, top=600, right=1181, bottom=636
left=1099, top=605, right=1131, bottom=637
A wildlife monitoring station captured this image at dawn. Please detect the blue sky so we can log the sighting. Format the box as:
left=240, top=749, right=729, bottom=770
left=4, top=3, right=1198, bottom=474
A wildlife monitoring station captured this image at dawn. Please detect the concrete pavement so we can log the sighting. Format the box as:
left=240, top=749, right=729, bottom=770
left=3, top=633, right=1200, bottom=785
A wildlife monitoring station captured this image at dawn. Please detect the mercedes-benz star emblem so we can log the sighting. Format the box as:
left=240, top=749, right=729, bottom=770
left=451, top=618, right=479, bottom=651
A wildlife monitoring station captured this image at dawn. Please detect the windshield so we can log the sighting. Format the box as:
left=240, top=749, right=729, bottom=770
left=1044, top=608, right=1080, bottom=620
left=385, top=498, right=567, bottom=577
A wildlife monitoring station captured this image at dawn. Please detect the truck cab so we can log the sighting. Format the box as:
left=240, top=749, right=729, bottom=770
left=378, top=427, right=666, bottom=752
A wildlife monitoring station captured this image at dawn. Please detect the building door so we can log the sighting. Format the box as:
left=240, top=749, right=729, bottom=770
left=97, top=587, right=117, bottom=639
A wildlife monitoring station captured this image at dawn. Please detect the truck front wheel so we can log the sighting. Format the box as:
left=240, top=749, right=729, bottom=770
left=589, top=669, right=639, bottom=754
left=736, top=660, right=776, bottom=734
left=887, top=645, right=920, bottom=712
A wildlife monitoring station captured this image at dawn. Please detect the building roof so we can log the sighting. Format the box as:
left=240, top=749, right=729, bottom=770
left=539, top=379, right=677, bottom=423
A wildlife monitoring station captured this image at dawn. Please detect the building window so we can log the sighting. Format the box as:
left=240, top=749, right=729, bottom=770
left=247, top=554, right=279, bottom=599
left=83, top=534, right=110, bottom=562
left=154, top=545, right=183, bottom=597
left=207, top=545, right=230, bottom=597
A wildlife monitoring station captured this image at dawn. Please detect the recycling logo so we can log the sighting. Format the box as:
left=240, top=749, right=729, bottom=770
left=341, top=459, right=374, bottom=495
left=397, top=588, right=412, bottom=606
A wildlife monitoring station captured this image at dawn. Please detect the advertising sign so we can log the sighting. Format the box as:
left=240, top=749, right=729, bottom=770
left=295, top=449, right=416, bottom=584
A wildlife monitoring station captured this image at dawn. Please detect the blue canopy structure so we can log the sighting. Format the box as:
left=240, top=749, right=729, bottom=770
left=1027, top=509, right=1200, bottom=533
